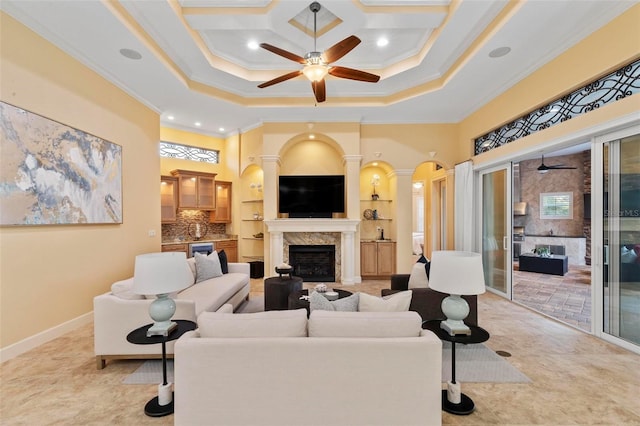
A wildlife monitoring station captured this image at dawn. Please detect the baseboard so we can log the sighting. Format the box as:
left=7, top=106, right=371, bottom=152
left=0, top=311, right=93, bottom=363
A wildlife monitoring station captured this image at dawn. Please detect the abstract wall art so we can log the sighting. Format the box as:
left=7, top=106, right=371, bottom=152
left=0, top=102, right=122, bottom=225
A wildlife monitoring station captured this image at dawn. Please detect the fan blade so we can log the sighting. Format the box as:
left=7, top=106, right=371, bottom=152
left=548, top=165, right=577, bottom=170
left=323, top=35, right=361, bottom=64
left=258, top=70, right=303, bottom=88
left=312, top=79, right=326, bottom=103
left=259, top=43, right=306, bottom=64
left=329, top=66, right=380, bottom=83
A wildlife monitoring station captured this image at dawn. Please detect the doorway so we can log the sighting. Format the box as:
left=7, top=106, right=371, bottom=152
left=510, top=149, right=593, bottom=332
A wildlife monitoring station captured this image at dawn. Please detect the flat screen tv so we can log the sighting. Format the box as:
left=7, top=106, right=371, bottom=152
left=279, top=175, right=345, bottom=218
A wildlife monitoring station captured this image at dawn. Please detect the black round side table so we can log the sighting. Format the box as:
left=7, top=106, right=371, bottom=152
left=264, top=275, right=303, bottom=310
left=127, top=320, right=196, bottom=417
left=422, top=320, right=490, bottom=415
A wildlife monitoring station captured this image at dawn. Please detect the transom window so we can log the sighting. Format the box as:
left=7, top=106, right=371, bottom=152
left=159, top=141, right=219, bottom=164
left=540, top=192, right=573, bottom=219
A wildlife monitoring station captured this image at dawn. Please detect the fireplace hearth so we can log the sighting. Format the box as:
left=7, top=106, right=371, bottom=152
left=289, top=245, right=335, bottom=282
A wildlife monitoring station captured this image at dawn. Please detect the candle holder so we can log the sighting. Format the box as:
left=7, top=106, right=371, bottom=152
left=187, top=222, right=208, bottom=241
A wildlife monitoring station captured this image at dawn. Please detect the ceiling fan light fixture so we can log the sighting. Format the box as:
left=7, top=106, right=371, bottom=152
left=303, top=64, right=329, bottom=82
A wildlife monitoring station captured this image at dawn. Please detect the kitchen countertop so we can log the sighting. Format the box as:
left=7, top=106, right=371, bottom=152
left=162, top=235, right=237, bottom=245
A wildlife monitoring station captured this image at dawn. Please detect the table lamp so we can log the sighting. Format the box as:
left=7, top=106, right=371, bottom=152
left=428, top=250, right=486, bottom=336
left=132, top=252, right=193, bottom=337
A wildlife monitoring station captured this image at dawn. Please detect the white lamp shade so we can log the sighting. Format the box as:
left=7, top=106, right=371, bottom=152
left=132, top=252, right=193, bottom=295
left=427, top=251, right=486, bottom=295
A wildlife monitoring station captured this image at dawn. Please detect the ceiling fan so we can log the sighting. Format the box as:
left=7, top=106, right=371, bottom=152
left=257, top=1, right=380, bottom=103
left=537, top=154, right=577, bottom=173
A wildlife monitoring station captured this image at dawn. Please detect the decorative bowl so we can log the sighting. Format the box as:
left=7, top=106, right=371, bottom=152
left=323, top=291, right=339, bottom=301
left=363, top=209, right=374, bottom=220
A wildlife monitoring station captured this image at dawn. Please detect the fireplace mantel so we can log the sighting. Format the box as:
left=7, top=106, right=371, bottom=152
left=264, top=219, right=360, bottom=284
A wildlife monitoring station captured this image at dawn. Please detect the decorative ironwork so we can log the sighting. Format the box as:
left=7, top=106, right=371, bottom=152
left=159, top=141, right=219, bottom=163
left=475, top=59, right=640, bottom=155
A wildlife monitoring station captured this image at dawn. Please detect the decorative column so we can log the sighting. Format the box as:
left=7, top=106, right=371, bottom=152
left=391, top=169, right=415, bottom=274
left=269, top=231, right=284, bottom=272
left=341, top=230, right=356, bottom=284
left=260, top=155, right=280, bottom=272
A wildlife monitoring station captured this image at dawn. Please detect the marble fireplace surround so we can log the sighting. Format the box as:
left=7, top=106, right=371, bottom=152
left=264, top=219, right=360, bottom=284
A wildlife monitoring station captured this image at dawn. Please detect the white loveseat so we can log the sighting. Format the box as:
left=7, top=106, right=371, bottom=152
left=93, top=261, right=250, bottom=369
left=174, top=309, right=442, bottom=426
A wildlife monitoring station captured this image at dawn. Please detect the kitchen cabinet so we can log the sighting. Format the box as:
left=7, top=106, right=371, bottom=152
left=216, top=239, right=238, bottom=263
left=171, top=169, right=217, bottom=210
left=210, top=181, right=232, bottom=223
left=160, top=176, right=178, bottom=223
left=161, top=243, right=188, bottom=255
left=360, top=241, right=396, bottom=278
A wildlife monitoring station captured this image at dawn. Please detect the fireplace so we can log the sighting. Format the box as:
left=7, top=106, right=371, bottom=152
left=289, top=245, right=335, bottom=282
left=264, top=219, right=360, bottom=284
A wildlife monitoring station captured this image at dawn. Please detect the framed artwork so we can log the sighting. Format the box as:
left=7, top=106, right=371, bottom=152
left=0, top=101, right=123, bottom=225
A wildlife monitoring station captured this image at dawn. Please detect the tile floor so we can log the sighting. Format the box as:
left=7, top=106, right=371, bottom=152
left=513, top=263, right=592, bottom=332
left=1, top=279, right=639, bottom=425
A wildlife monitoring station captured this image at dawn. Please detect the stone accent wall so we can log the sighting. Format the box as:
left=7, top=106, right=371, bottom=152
left=583, top=151, right=591, bottom=265
left=519, top=153, right=586, bottom=237
left=283, top=232, right=341, bottom=282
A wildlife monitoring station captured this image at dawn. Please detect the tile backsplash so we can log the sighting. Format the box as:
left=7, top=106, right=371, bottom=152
left=162, top=210, right=226, bottom=241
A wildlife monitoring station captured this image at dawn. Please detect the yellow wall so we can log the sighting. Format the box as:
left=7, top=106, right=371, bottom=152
left=461, top=4, right=640, bottom=163
left=159, top=127, right=227, bottom=177
left=0, top=13, right=160, bottom=349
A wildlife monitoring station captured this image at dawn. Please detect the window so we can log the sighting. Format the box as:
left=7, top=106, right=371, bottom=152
left=540, top=192, right=573, bottom=219
left=159, top=141, right=219, bottom=164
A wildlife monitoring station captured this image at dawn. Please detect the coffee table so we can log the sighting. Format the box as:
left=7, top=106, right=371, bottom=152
left=518, top=253, right=568, bottom=275
left=288, top=289, right=353, bottom=316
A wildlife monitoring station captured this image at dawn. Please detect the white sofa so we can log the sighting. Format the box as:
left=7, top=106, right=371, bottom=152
left=174, top=309, right=442, bottom=426
left=93, top=261, right=250, bottom=369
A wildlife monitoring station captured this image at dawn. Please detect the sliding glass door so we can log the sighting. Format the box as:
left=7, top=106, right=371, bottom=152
left=479, top=166, right=512, bottom=298
left=598, top=133, right=640, bottom=347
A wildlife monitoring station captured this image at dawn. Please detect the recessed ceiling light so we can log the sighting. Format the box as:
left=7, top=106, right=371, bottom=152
left=218, top=127, right=225, bottom=132
left=247, top=41, right=259, bottom=50
left=372, top=162, right=378, bottom=166
left=195, top=122, right=201, bottom=127
left=489, top=46, right=511, bottom=58
left=119, top=48, right=142, bottom=60
left=377, top=37, right=389, bottom=47
left=309, top=134, right=315, bottom=139
left=167, top=115, right=175, bottom=120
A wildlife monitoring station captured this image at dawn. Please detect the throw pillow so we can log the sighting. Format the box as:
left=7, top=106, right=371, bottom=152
left=218, top=249, right=229, bottom=274
left=408, top=262, right=429, bottom=289
left=358, top=290, right=412, bottom=312
left=309, top=291, right=359, bottom=312
left=186, top=257, right=197, bottom=282
left=416, top=254, right=431, bottom=278
left=111, top=278, right=145, bottom=300
left=197, top=309, right=308, bottom=338
left=308, top=310, right=422, bottom=338
left=195, top=251, right=223, bottom=283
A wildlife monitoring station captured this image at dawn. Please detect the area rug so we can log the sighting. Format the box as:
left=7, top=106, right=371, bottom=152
left=124, top=341, right=530, bottom=384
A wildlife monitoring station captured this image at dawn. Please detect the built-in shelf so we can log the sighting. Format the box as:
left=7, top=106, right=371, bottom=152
left=363, top=218, right=392, bottom=221
left=242, top=199, right=264, bottom=203
left=242, top=237, right=263, bottom=240
left=243, top=255, right=264, bottom=260
left=242, top=219, right=263, bottom=221
left=360, top=199, right=392, bottom=202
